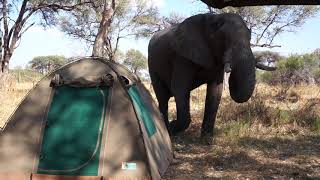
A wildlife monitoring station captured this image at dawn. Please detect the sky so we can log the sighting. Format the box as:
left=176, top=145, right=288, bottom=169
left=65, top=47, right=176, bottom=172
left=10, top=0, right=320, bottom=68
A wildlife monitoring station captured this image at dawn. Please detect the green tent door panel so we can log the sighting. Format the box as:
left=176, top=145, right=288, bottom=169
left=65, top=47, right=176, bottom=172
left=37, top=86, right=109, bottom=176
left=128, top=85, right=156, bottom=137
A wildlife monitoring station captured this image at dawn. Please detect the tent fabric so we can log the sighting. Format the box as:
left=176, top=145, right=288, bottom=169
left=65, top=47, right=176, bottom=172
left=133, top=83, right=172, bottom=177
left=0, top=57, right=173, bottom=180
left=128, top=85, right=156, bottom=137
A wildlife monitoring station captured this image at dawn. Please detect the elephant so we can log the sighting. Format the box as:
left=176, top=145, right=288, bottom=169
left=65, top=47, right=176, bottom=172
left=148, top=13, right=274, bottom=138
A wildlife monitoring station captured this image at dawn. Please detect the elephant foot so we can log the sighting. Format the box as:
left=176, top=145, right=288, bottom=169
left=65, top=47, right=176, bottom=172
left=200, top=135, right=214, bottom=145
left=169, top=120, right=189, bottom=135
left=200, top=131, right=214, bottom=145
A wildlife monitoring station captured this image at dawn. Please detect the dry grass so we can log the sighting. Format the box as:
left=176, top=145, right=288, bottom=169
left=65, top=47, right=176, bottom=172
left=1, top=80, right=320, bottom=179
left=161, top=83, right=320, bottom=179
left=0, top=82, right=34, bottom=127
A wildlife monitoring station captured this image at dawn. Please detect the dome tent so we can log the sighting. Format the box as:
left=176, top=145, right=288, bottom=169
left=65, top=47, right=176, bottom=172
left=0, top=57, right=173, bottom=180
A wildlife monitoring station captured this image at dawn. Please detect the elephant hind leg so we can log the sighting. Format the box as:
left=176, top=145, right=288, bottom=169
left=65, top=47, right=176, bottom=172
left=150, top=73, right=171, bottom=129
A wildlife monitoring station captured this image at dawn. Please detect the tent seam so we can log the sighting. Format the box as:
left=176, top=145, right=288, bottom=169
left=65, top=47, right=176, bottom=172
left=102, top=61, right=154, bottom=179
left=32, top=87, right=56, bottom=173
left=100, top=85, right=114, bottom=176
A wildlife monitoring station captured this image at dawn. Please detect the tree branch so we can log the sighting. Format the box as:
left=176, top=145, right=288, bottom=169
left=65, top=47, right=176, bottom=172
left=251, top=43, right=281, bottom=48
left=201, top=0, right=320, bottom=9
left=255, top=6, right=280, bottom=44
left=35, top=1, right=94, bottom=12
left=18, top=22, right=35, bottom=40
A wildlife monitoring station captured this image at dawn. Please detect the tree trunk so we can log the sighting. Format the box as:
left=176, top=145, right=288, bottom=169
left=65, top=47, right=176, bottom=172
left=92, top=0, right=115, bottom=58
left=1, top=0, right=9, bottom=74
left=1, top=53, right=11, bottom=73
left=1, top=0, right=27, bottom=73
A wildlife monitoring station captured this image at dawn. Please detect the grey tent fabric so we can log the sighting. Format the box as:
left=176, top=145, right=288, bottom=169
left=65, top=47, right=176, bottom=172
left=0, top=57, right=173, bottom=180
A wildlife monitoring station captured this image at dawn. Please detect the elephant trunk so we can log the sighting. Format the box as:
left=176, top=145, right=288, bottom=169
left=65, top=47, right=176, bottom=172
left=228, top=48, right=256, bottom=103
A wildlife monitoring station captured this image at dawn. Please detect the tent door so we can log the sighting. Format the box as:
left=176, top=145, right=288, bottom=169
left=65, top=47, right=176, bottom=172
left=37, top=86, right=109, bottom=176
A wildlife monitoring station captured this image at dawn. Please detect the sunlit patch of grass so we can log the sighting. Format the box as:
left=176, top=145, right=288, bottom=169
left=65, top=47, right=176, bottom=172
left=150, top=82, right=320, bottom=138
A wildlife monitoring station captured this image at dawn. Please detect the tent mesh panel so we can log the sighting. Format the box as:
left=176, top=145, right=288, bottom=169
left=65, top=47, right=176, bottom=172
left=37, top=86, right=108, bottom=176
left=128, top=85, right=156, bottom=137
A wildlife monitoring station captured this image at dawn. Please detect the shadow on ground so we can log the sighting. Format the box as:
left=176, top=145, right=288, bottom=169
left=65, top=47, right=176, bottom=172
left=163, top=124, right=320, bottom=179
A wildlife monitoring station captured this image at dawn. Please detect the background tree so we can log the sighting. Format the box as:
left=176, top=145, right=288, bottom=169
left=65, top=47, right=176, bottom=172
left=259, top=52, right=320, bottom=85
left=205, top=5, right=320, bottom=48
left=29, top=55, right=66, bottom=74
left=0, top=0, right=93, bottom=74
left=122, top=49, right=147, bottom=76
left=254, top=51, right=283, bottom=65
left=59, top=0, right=162, bottom=61
left=157, top=12, right=185, bottom=29
left=200, top=0, right=320, bottom=9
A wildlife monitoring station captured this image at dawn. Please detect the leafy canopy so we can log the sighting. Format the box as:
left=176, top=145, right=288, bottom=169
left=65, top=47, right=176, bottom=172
left=122, top=49, right=147, bottom=76
left=208, top=5, right=320, bottom=48
left=29, top=55, right=66, bottom=74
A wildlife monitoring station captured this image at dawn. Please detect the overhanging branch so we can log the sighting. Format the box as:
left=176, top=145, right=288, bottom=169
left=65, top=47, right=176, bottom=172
left=251, top=43, right=281, bottom=48
left=36, top=1, right=94, bottom=12
left=201, top=0, right=320, bottom=9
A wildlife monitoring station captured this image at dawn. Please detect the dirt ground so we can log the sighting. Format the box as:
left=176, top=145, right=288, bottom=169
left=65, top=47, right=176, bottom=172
left=163, top=121, right=320, bottom=179
left=1, top=82, right=319, bottom=179
left=161, top=84, right=320, bottom=179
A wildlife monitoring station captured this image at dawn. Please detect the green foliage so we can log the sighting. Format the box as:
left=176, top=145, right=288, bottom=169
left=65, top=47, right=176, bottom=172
left=123, top=49, right=147, bottom=76
left=0, top=0, right=91, bottom=72
left=29, top=55, right=66, bottom=74
left=313, top=118, right=320, bottom=132
left=314, top=68, right=320, bottom=79
left=259, top=52, right=320, bottom=85
left=258, top=71, right=274, bottom=84
left=210, top=6, right=320, bottom=48
left=59, top=0, right=162, bottom=59
left=278, top=110, right=292, bottom=125
left=279, top=55, right=304, bottom=71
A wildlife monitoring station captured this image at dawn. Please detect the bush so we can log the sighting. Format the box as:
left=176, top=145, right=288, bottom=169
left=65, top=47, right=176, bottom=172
left=314, top=68, right=320, bottom=83
left=258, top=71, right=274, bottom=84
left=291, top=99, right=320, bottom=128
left=279, top=55, right=304, bottom=71
left=259, top=54, right=320, bottom=85
left=218, top=85, right=320, bottom=134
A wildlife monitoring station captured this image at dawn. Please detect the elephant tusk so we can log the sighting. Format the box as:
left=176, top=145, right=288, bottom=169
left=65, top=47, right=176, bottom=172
left=224, top=63, right=232, bottom=73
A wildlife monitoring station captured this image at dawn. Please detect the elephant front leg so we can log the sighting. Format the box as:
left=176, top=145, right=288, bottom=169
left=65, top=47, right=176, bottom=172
left=201, top=81, right=223, bottom=138
left=169, top=59, right=196, bottom=135
left=150, top=73, right=171, bottom=129
left=170, top=92, right=191, bottom=134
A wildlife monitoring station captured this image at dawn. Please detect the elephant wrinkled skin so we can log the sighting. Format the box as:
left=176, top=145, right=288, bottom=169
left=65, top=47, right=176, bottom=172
left=148, top=13, right=273, bottom=138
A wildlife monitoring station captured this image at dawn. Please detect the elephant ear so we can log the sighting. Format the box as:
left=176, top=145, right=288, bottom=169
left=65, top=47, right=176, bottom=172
left=170, top=14, right=213, bottom=68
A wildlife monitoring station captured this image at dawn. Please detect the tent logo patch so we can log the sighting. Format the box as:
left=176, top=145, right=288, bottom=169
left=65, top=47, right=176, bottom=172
left=121, top=162, right=137, bottom=170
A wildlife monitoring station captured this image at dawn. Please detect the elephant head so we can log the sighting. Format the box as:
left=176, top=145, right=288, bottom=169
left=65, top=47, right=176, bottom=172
left=171, top=13, right=273, bottom=103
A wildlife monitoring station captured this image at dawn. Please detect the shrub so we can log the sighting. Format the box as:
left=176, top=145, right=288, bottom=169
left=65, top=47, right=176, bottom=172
left=258, top=71, right=274, bottom=84
left=314, top=68, right=320, bottom=83
left=259, top=54, right=319, bottom=85
left=280, top=55, right=304, bottom=71
left=291, top=99, right=320, bottom=128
